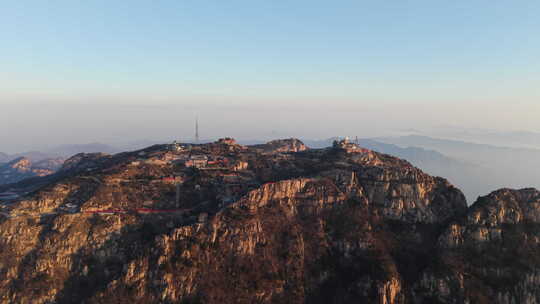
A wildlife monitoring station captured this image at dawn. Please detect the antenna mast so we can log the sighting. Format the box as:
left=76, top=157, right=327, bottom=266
left=195, top=116, right=199, bottom=144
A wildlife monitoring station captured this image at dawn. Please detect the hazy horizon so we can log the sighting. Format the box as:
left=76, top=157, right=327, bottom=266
left=3, top=100, right=540, bottom=153
left=2, top=2, right=539, bottom=152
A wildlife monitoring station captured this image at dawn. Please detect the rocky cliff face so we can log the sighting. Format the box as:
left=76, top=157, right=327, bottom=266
left=252, top=138, right=308, bottom=153
left=418, top=188, right=540, bottom=304
left=0, top=139, right=538, bottom=303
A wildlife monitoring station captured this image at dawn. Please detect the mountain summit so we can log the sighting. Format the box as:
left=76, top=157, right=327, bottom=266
left=0, top=138, right=538, bottom=303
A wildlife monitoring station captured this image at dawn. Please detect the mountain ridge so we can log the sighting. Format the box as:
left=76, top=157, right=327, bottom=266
left=0, top=138, right=539, bottom=303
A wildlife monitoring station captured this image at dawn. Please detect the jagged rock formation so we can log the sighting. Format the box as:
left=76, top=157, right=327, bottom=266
left=252, top=138, right=308, bottom=153
left=0, top=139, right=538, bottom=303
left=418, top=188, right=540, bottom=304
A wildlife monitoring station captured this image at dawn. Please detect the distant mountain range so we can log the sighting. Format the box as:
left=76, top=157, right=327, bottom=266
left=408, top=127, right=540, bottom=150
left=0, top=143, right=138, bottom=164
left=0, top=144, right=124, bottom=186
left=376, top=135, right=540, bottom=202
left=47, top=143, right=121, bottom=157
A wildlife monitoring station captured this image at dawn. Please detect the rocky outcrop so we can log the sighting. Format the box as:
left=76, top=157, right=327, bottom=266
left=0, top=157, right=64, bottom=185
left=72, top=175, right=437, bottom=304
left=251, top=138, right=308, bottom=153
left=0, top=140, right=539, bottom=303
left=420, top=188, right=540, bottom=304
left=59, top=153, right=110, bottom=173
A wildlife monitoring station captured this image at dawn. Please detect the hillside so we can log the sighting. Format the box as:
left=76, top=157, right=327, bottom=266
left=0, top=157, right=64, bottom=185
left=303, top=138, right=482, bottom=201
left=0, top=138, right=539, bottom=303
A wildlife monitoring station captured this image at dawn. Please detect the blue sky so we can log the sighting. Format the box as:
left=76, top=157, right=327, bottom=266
left=1, top=1, right=539, bottom=151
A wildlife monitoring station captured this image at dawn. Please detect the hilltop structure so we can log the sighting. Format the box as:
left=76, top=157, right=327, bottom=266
left=169, top=141, right=184, bottom=152
left=195, top=116, right=199, bottom=144
left=332, top=137, right=367, bottom=153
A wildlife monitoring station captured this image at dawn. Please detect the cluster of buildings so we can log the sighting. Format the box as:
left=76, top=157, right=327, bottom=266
left=131, top=139, right=241, bottom=170
left=184, top=155, right=234, bottom=169
left=120, top=137, right=263, bottom=210
left=184, top=155, right=209, bottom=168
left=168, top=138, right=245, bottom=170
left=122, top=138, right=255, bottom=209
left=333, top=137, right=369, bottom=153
left=169, top=141, right=186, bottom=152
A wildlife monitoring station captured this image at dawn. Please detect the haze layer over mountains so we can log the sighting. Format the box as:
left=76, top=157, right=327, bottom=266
left=375, top=135, right=540, bottom=202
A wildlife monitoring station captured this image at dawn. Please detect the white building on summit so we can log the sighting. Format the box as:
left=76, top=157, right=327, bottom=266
left=170, top=141, right=184, bottom=152
left=332, top=137, right=366, bottom=153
